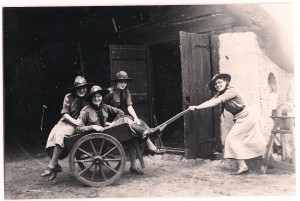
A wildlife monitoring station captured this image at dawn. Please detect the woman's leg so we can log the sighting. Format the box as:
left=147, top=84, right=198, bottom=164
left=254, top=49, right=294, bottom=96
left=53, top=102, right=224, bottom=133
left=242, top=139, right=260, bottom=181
left=128, top=146, right=144, bottom=175
left=146, top=138, right=157, bottom=150
left=41, top=145, right=63, bottom=178
left=128, top=146, right=137, bottom=169
left=138, top=119, right=165, bottom=154
left=48, top=145, right=63, bottom=168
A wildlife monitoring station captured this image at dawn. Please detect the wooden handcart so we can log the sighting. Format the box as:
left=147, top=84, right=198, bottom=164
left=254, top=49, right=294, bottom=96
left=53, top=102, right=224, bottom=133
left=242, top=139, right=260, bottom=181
left=63, top=109, right=191, bottom=187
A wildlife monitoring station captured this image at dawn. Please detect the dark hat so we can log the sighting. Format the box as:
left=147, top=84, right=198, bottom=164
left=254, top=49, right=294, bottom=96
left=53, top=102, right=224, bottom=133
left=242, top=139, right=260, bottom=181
left=208, top=73, right=231, bottom=91
left=86, top=85, right=110, bottom=100
left=111, top=71, right=133, bottom=82
left=69, top=76, right=91, bottom=90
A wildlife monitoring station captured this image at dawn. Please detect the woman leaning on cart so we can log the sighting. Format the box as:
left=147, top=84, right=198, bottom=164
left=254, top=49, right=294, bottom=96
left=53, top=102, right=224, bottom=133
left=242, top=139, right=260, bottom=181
left=189, top=73, right=267, bottom=175
left=41, top=76, right=91, bottom=181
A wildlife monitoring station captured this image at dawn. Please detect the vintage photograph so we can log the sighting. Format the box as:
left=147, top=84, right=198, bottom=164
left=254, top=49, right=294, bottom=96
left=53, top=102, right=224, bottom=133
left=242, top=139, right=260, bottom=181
left=1, top=0, right=296, bottom=200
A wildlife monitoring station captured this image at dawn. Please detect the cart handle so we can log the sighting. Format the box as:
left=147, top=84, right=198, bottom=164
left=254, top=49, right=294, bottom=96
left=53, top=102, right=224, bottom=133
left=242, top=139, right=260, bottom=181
left=154, top=108, right=191, bottom=130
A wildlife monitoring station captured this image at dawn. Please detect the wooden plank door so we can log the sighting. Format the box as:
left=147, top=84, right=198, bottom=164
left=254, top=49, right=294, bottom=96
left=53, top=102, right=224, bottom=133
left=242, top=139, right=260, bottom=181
left=180, top=31, right=215, bottom=159
left=110, top=45, right=152, bottom=125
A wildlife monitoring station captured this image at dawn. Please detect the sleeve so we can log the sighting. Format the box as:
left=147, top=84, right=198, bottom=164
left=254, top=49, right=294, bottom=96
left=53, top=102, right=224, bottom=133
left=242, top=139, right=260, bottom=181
left=125, top=89, right=133, bottom=106
left=103, top=87, right=114, bottom=105
left=218, top=87, right=238, bottom=103
left=76, top=109, right=94, bottom=133
left=103, top=92, right=111, bottom=105
left=106, top=105, right=125, bottom=120
left=61, top=94, right=72, bottom=115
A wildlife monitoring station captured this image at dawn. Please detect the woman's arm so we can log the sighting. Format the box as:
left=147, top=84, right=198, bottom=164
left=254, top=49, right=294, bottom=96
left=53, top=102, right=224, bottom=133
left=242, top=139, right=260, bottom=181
left=127, top=105, right=140, bottom=124
left=62, top=113, right=80, bottom=126
left=189, top=97, right=222, bottom=110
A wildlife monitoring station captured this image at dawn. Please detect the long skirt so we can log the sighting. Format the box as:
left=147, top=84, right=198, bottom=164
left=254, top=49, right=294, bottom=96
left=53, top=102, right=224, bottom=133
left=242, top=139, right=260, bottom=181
left=223, top=109, right=267, bottom=159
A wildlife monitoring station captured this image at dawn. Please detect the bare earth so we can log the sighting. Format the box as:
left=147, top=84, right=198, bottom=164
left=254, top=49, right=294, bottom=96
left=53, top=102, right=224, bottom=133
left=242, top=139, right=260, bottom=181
left=4, top=145, right=296, bottom=200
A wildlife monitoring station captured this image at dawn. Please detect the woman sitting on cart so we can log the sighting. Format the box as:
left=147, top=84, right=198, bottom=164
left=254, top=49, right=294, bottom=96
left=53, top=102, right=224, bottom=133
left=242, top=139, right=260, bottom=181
left=41, top=75, right=91, bottom=181
left=76, top=85, right=157, bottom=175
left=104, top=71, right=165, bottom=155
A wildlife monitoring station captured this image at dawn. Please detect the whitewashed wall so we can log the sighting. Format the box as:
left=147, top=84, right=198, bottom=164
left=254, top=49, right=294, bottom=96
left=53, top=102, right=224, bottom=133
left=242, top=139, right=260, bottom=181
left=217, top=32, right=294, bottom=144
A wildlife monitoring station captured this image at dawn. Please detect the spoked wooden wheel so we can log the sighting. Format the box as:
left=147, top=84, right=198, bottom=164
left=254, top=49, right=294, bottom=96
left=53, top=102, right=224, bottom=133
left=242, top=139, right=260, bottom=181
left=69, top=133, right=126, bottom=187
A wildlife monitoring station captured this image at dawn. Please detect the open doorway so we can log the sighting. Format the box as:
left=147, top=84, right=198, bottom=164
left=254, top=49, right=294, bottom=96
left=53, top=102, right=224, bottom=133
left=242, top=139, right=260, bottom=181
left=150, top=41, right=184, bottom=148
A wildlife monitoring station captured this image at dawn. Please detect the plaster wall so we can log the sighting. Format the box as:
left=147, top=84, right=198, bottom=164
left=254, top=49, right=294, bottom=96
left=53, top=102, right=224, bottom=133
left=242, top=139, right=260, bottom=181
left=217, top=32, right=294, bottom=145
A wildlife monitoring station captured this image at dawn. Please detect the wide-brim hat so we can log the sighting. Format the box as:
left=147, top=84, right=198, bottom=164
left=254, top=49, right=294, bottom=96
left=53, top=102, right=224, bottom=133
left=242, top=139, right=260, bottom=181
left=86, top=85, right=110, bottom=100
left=208, top=73, right=231, bottom=91
left=69, top=76, right=92, bottom=90
left=111, top=71, right=133, bottom=82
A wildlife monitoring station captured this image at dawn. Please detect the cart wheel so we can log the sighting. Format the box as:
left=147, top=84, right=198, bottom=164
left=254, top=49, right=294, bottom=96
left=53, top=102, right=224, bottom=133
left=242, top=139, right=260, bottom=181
left=69, top=133, right=126, bottom=187
left=75, top=146, right=122, bottom=171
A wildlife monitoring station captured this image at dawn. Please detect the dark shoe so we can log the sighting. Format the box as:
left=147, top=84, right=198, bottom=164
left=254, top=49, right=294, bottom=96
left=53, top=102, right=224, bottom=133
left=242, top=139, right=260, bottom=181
left=55, top=164, right=62, bottom=173
left=148, top=149, right=166, bottom=156
left=230, top=167, right=249, bottom=175
left=41, top=167, right=56, bottom=177
left=143, top=128, right=160, bottom=138
left=213, top=148, right=223, bottom=154
left=48, top=172, right=57, bottom=181
left=141, top=130, right=151, bottom=139
left=129, top=167, right=144, bottom=175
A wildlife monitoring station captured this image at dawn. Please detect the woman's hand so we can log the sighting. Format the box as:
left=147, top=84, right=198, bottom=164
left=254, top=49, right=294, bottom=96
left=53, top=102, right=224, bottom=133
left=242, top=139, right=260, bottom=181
left=92, top=125, right=104, bottom=132
left=63, top=114, right=82, bottom=126
left=71, top=118, right=81, bottom=126
left=189, top=106, right=199, bottom=111
left=105, top=122, right=116, bottom=127
left=133, top=118, right=141, bottom=125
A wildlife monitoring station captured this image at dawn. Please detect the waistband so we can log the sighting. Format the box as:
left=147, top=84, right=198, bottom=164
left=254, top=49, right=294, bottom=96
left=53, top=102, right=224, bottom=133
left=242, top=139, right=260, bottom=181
left=232, top=106, right=245, bottom=116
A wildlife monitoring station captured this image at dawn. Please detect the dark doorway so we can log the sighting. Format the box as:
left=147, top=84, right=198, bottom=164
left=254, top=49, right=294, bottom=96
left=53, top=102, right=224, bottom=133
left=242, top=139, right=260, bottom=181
left=150, top=41, right=184, bottom=148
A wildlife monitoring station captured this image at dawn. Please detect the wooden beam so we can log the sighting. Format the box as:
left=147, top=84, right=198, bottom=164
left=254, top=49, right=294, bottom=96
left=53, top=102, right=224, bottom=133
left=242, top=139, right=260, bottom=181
left=261, top=158, right=295, bottom=172
left=224, top=5, right=253, bottom=27
left=118, top=13, right=237, bottom=45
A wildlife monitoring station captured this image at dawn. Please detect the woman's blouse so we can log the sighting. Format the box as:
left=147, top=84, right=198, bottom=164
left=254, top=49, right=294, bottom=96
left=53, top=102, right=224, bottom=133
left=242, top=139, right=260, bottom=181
left=76, top=104, right=125, bottom=133
left=213, top=85, right=246, bottom=115
left=61, top=93, right=87, bottom=119
left=104, top=87, right=133, bottom=112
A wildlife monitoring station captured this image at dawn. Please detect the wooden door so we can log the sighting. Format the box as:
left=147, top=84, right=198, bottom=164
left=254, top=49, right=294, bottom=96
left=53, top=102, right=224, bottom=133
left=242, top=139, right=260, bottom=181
left=110, top=45, right=152, bottom=125
left=180, top=31, right=215, bottom=159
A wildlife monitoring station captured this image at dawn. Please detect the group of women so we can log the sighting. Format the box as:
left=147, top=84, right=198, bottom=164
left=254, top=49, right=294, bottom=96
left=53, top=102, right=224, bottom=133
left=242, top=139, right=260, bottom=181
left=41, top=71, right=164, bottom=181
left=41, top=71, right=267, bottom=182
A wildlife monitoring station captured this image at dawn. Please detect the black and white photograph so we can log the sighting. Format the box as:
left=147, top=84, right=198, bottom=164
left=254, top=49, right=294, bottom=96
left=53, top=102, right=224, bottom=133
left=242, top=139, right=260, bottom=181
left=1, top=0, right=297, bottom=200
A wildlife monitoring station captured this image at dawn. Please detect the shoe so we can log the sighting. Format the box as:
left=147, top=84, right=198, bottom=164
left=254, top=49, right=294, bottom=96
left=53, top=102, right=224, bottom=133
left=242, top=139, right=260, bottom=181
left=41, top=167, right=56, bottom=177
left=141, top=130, right=151, bottom=139
left=213, top=148, right=223, bottom=154
left=148, top=149, right=166, bottom=156
left=48, top=172, right=57, bottom=181
left=230, top=167, right=249, bottom=175
left=129, top=167, right=144, bottom=175
left=41, top=164, right=62, bottom=177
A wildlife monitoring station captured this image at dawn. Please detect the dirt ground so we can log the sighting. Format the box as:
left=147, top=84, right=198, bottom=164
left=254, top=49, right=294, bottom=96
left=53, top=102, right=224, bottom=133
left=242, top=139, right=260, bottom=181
left=3, top=144, right=297, bottom=200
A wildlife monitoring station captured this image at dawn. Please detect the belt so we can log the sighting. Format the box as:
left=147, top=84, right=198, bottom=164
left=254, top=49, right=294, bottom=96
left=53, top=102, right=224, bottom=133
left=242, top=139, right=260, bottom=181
left=232, top=107, right=245, bottom=116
